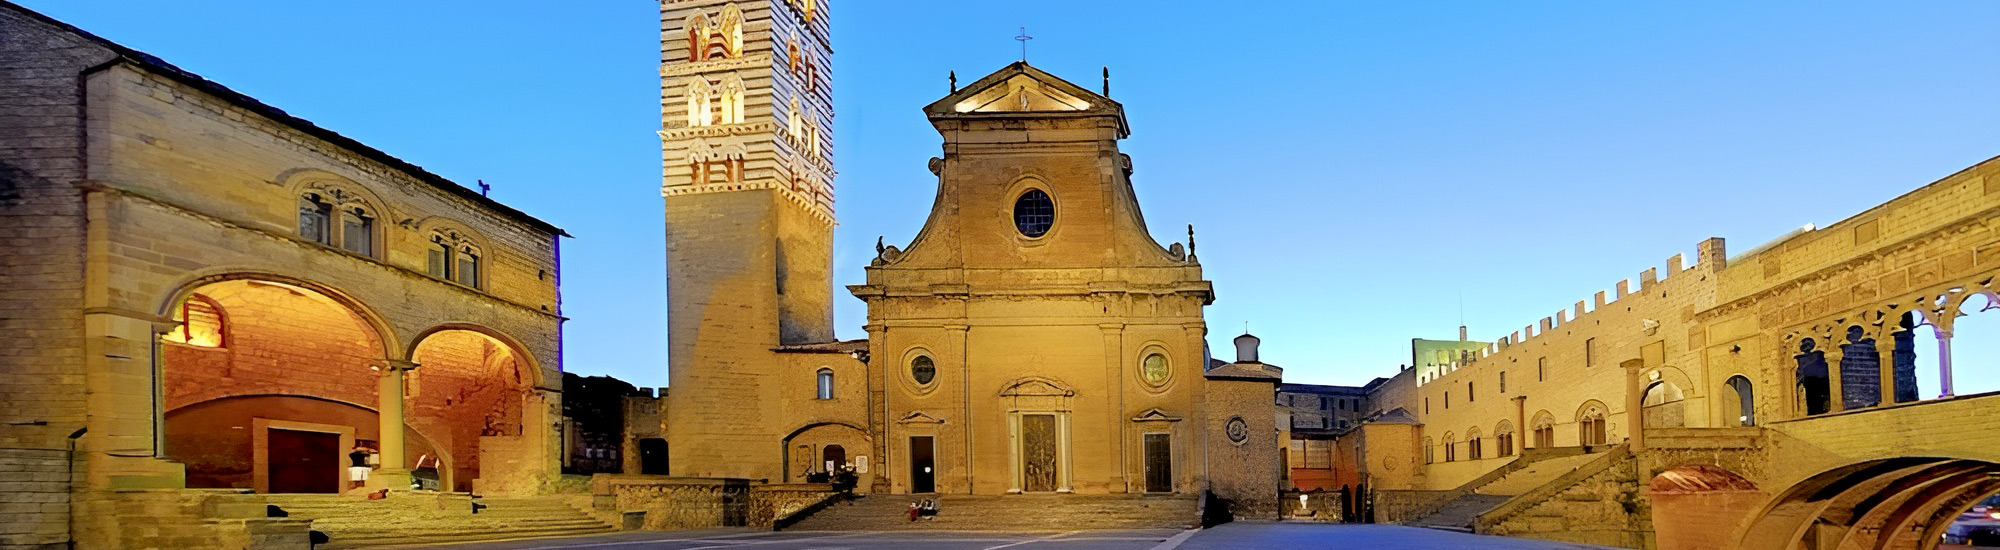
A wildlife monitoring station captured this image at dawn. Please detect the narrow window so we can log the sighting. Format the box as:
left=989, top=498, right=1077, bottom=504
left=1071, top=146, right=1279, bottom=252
left=1468, top=381, right=1475, bottom=402
left=1585, top=338, right=1597, bottom=368
left=1445, top=390, right=1450, bottom=409
left=455, top=246, right=481, bottom=288
left=298, top=194, right=333, bottom=244
left=1727, top=375, right=1756, bottom=426
left=427, top=236, right=451, bottom=279
left=1499, top=371, right=1507, bottom=393
left=1424, top=397, right=1430, bottom=414
left=816, top=369, right=833, bottom=399
left=341, top=207, right=373, bottom=256
left=1537, top=357, right=1546, bottom=381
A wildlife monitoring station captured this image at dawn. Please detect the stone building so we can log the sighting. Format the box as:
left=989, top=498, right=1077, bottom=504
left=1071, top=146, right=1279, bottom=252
left=0, top=3, right=566, bottom=548
left=1347, top=150, right=2000, bottom=548
left=656, top=0, right=1283, bottom=517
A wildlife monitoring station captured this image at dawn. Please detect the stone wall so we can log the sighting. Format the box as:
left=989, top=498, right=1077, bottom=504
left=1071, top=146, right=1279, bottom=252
left=0, top=7, right=116, bottom=548
left=1477, top=447, right=1649, bottom=548
left=590, top=475, right=837, bottom=530
left=1280, top=489, right=1346, bottom=522
left=1201, top=375, right=1282, bottom=520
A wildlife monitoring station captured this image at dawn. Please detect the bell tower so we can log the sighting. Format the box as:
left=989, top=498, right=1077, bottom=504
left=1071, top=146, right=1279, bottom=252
left=660, top=0, right=835, bottom=477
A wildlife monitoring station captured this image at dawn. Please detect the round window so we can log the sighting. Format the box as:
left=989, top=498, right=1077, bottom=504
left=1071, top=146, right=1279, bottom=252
left=1013, top=189, right=1054, bottom=237
left=1141, top=353, right=1169, bottom=385
left=911, top=355, right=936, bottom=385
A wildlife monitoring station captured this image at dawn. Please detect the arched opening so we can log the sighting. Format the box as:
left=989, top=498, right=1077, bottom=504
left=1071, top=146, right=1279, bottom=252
left=1442, top=432, right=1456, bottom=462
left=407, top=328, right=535, bottom=493
left=1642, top=380, right=1687, bottom=428
left=1649, top=465, right=1761, bottom=550
left=1465, top=427, right=1483, bottom=460
left=1494, top=420, right=1515, bottom=457
left=160, top=278, right=394, bottom=493
left=1530, top=411, right=1555, bottom=449
left=822, top=444, right=846, bottom=472
left=1724, top=375, right=1755, bottom=427
left=1794, top=337, right=1832, bottom=416
left=1576, top=403, right=1607, bottom=446
left=1735, top=458, right=2000, bottom=550
left=816, top=368, right=834, bottom=400
left=1952, top=292, right=2000, bottom=396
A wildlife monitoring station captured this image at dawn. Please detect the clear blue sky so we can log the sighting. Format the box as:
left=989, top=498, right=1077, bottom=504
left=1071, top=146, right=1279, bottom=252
left=25, top=1, right=2000, bottom=390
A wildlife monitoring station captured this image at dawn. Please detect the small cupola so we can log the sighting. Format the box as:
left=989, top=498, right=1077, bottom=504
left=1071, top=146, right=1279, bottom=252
left=1233, top=332, right=1261, bottom=364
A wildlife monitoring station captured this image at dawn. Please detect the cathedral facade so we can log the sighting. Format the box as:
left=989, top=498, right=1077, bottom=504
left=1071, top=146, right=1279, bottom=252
left=659, top=1, right=1280, bottom=511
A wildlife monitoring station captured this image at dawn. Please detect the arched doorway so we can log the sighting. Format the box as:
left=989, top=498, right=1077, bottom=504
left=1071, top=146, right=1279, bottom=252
left=1724, top=375, right=1754, bottom=426
left=1735, top=458, right=2000, bottom=550
left=159, top=278, right=397, bottom=493
left=1642, top=381, right=1687, bottom=428
left=406, top=328, right=535, bottom=493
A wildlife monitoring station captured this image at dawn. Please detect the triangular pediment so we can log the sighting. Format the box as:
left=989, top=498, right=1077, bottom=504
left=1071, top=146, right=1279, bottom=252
left=924, top=63, right=1124, bottom=124
left=953, top=74, right=1091, bottom=113
left=1130, top=408, right=1182, bottom=423
left=895, top=411, right=946, bottom=425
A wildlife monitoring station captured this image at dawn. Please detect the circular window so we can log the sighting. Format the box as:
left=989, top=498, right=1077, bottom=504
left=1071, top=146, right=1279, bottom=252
left=911, top=355, right=936, bottom=385
left=1013, top=189, right=1054, bottom=237
left=1141, top=353, right=1169, bottom=385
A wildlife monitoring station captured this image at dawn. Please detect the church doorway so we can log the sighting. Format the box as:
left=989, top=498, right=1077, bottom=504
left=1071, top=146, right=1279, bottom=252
left=266, top=428, right=341, bottom=494
left=909, top=436, right=936, bottom=493
left=1143, top=433, right=1172, bottom=493
left=1021, top=414, right=1060, bottom=492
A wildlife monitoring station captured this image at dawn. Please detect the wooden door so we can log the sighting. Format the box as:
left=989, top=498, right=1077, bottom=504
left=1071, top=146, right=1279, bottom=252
left=909, top=436, right=935, bottom=493
left=267, top=429, right=340, bottom=493
left=1143, top=433, right=1172, bottom=493
left=1021, top=414, right=1058, bottom=492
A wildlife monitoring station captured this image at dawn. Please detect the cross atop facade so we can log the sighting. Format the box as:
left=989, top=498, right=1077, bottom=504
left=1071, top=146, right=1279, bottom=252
left=1015, top=26, right=1033, bottom=62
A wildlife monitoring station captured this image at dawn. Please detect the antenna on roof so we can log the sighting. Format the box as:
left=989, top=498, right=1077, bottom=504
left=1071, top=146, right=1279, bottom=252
left=477, top=180, right=490, bottom=197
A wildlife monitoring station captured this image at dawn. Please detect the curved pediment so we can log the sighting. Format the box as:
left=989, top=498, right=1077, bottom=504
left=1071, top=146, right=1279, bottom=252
left=998, top=376, right=1076, bottom=398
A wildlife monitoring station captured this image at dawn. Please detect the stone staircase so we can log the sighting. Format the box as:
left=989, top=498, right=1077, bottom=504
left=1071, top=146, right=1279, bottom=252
left=1407, top=451, right=1604, bottom=532
left=782, top=493, right=1199, bottom=532
left=262, top=493, right=617, bottom=548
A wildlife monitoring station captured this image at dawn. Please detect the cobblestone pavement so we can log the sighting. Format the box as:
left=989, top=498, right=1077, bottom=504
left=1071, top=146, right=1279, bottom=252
left=404, top=523, right=1624, bottom=550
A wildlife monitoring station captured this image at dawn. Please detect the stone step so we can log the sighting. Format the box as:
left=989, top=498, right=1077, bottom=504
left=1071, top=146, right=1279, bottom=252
left=784, top=494, right=1197, bottom=531
left=321, top=526, right=618, bottom=549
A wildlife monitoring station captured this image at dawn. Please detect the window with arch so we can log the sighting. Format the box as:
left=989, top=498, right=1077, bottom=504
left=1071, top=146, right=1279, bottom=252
left=686, top=79, right=714, bottom=127
left=1794, top=337, right=1832, bottom=416
left=1442, top=433, right=1456, bottom=462
left=297, top=187, right=376, bottom=256
left=426, top=230, right=483, bottom=289
left=1013, top=189, right=1054, bottom=237
left=910, top=355, right=936, bottom=386
left=815, top=368, right=833, bottom=400
left=163, top=293, right=226, bottom=348
left=1531, top=411, right=1555, bottom=448
left=1726, top=375, right=1755, bottom=426
left=1467, top=428, right=1483, bottom=460
left=1495, top=420, right=1515, bottom=457
left=1423, top=436, right=1435, bottom=464
left=1578, top=404, right=1607, bottom=446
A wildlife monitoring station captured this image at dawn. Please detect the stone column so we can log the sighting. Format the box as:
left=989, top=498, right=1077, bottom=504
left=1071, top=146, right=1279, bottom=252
left=1937, top=329, right=1956, bottom=398
left=1098, top=323, right=1126, bottom=492
left=370, top=359, right=418, bottom=491
left=1876, top=332, right=1899, bottom=405
left=1621, top=359, right=1646, bottom=451
left=1511, top=396, right=1527, bottom=452
left=864, top=323, right=890, bottom=493
left=1821, top=341, right=1846, bottom=414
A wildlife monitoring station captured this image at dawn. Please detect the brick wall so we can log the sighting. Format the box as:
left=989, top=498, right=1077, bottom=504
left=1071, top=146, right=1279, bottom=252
left=163, top=281, right=385, bottom=411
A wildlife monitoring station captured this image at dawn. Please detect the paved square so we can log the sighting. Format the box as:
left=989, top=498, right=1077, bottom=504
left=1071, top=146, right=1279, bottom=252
left=403, top=524, right=1623, bottom=550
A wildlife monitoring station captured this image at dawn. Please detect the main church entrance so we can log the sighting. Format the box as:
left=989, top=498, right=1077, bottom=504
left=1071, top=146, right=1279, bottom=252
left=1021, top=414, right=1059, bottom=492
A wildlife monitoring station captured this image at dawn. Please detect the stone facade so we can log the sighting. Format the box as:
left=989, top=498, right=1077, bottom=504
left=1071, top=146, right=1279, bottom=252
left=1345, top=143, right=2000, bottom=546
left=0, top=3, right=566, bottom=548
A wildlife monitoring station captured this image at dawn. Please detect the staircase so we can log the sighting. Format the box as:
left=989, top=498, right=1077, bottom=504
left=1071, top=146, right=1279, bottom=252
left=783, top=494, right=1198, bottom=532
left=262, top=494, right=617, bottom=548
left=1407, top=451, right=1604, bottom=532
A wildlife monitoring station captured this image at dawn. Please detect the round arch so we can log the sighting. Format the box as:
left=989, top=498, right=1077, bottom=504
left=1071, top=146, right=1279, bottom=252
left=406, top=323, right=547, bottom=389
left=1733, top=457, right=2000, bottom=550
left=780, top=421, right=870, bottom=483
left=158, top=270, right=401, bottom=359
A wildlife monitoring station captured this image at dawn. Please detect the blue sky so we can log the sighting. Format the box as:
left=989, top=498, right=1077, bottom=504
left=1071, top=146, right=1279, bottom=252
left=26, top=1, right=2000, bottom=391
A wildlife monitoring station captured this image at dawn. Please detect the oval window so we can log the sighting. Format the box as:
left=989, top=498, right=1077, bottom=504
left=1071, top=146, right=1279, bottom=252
left=911, top=355, right=936, bottom=385
left=1142, top=353, right=1169, bottom=385
left=1013, top=189, right=1054, bottom=237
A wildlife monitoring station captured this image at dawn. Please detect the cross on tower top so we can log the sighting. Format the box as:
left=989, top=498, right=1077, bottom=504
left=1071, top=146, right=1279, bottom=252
left=1015, top=26, right=1033, bottom=62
